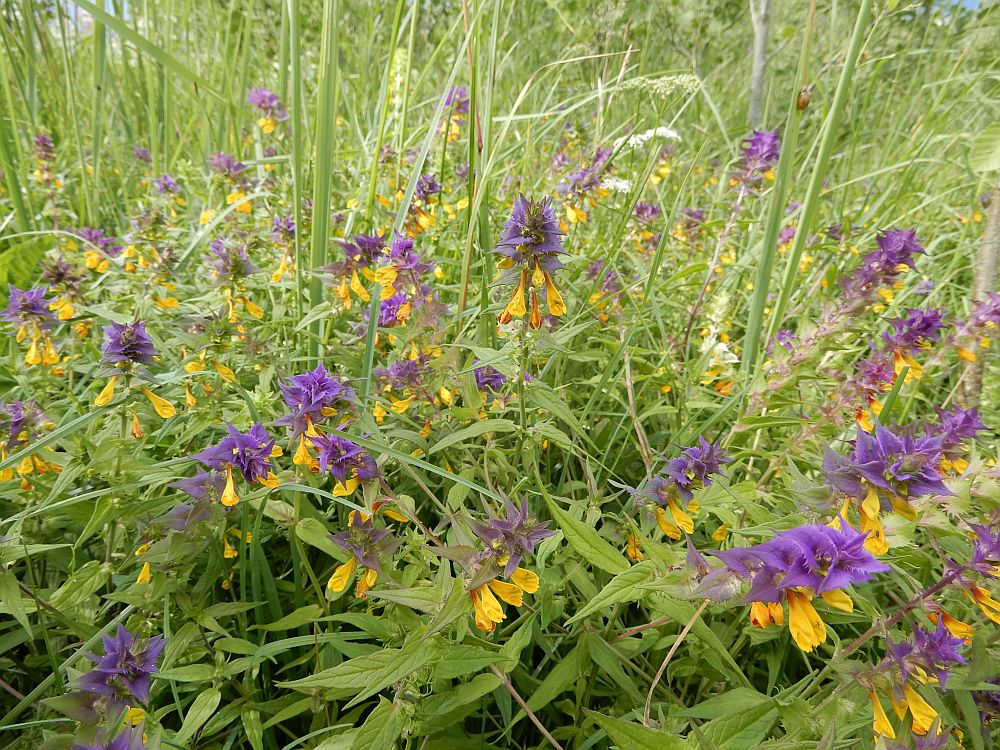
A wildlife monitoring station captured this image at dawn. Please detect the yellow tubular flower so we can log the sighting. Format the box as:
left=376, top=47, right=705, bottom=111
left=220, top=464, right=240, bottom=507
left=131, top=413, right=144, bottom=439
left=928, top=609, right=973, bottom=642
left=293, top=435, right=312, bottom=466
left=666, top=498, right=694, bottom=534
left=223, top=536, right=238, bottom=559
left=749, top=601, right=772, bottom=628
left=136, top=562, right=152, bottom=585
left=902, top=684, right=938, bottom=735
left=543, top=271, right=566, bottom=316
left=767, top=602, right=784, bottom=626
left=504, top=271, right=528, bottom=318
left=625, top=533, right=644, bottom=562
left=510, top=567, right=539, bottom=594
left=327, top=557, right=357, bottom=592
left=185, top=384, right=197, bottom=409
left=355, top=567, right=377, bottom=598
left=488, top=579, right=524, bottom=607
left=860, top=509, right=889, bottom=555
left=869, top=691, right=896, bottom=739
left=820, top=589, right=853, bottom=612
left=655, top=507, right=682, bottom=540
left=472, top=584, right=506, bottom=632
left=142, top=389, right=176, bottom=419
left=95, top=376, right=118, bottom=406
left=529, top=290, right=542, bottom=329
left=786, top=589, right=826, bottom=652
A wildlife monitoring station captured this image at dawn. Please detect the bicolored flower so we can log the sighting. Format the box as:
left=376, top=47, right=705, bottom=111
left=887, top=620, right=966, bottom=687
left=277, top=363, right=355, bottom=441
left=841, top=229, right=924, bottom=304
left=328, top=512, right=398, bottom=598
left=471, top=497, right=555, bottom=579
left=194, top=422, right=278, bottom=506
left=208, top=239, right=261, bottom=287
left=246, top=87, right=288, bottom=134
left=708, top=523, right=889, bottom=651
left=311, top=431, right=378, bottom=494
left=76, top=625, right=164, bottom=713
left=72, top=724, right=149, bottom=750
left=738, top=129, right=780, bottom=180
left=100, top=322, right=158, bottom=370
left=495, top=195, right=567, bottom=327
left=3, top=285, right=60, bottom=367
left=471, top=567, right=539, bottom=633
left=474, top=363, right=507, bottom=392
left=153, top=174, right=178, bottom=194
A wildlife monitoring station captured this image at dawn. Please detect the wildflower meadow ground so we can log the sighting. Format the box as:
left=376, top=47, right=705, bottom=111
left=1, top=1, right=1000, bottom=749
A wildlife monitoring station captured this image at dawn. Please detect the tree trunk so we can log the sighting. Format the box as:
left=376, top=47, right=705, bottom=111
left=962, top=181, right=1000, bottom=408
left=748, top=0, right=772, bottom=128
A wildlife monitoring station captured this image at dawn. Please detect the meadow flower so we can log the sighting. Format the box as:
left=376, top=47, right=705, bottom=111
left=208, top=151, right=247, bottom=180
left=474, top=363, right=507, bottom=392
left=277, top=363, right=355, bottom=440
left=2, top=284, right=60, bottom=367
left=246, top=87, right=288, bottom=133
left=76, top=625, right=164, bottom=711
left=738, top=129, right=780, bottom=179
left=664, top=437, right=731, bottom=501
left=633, top=201, right=660, bottom=223
left=209, top=239, right=261, bottom=286
left=445, top=85, right=469, bottom=115
left=709, top=523, right=889, bottom=651
left=328, top=512, right=397, bottom=597
left=96, top=321, right=174, bottom=412
left=311, top=431, right=378, bottom=494
left=325, top=232, right=385, bottom=310
left=842, top=229, right=924, bottom=304
left=72, top=724, right=150, bottom=750
left=887, top=620, right=966, bottom=686
left=194, top=423, right=278, bottom=506
left=34, top=132, right=55, bottom=162
left=495, top=195, right=567, bottom=327
left=468, top=498, right=553, bottom=632
left=559, top=149, right=612, bottom=221
left=153, top=174, right=178, bottom=194
left=132, top=145, right=150, bottom=163
left=78, top=226, right=123, bottom=260
left=0, top=400, right=55, bottom=482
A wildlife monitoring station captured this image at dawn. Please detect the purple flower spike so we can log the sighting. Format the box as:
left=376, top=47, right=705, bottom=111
left=662, top=437, right=731, bottom=502
left=331, top=512, right=394, bottom=572
left=311, top=432, right=378, bottom=483
left=2, top=285, right=56, bottom=331
left=77, top=625, right=164, bottom=707
left=495, top=195, right=566, bottom=272
left=276, top=363, right=355, bottom=438
left=73, top=724, right=149, bottom=750
left=471, top=497, right=555, bottom=578
left=246, top=87, right=288, bottom=121
left=194, top=423, right=275, bottom=483
left=100, top=322, right=158, bottom=370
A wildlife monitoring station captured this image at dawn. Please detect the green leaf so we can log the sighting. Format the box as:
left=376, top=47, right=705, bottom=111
left=433, top=645, right=503, bottom=680
left=429, top=419, right=517, bottom=454
left=697, top=698, right=777, bottom=749
left=566, top=560, right=654, bottom=624
left=970, top=123, right=1000, bottom=173
left=176, top=688, right=221, bottom=744
left=156, top=664, right=215, bottom=682
left=350, top=697, right=406, bottom=750
left=544, top=497, right=628, bottom=575
left=252, top=604, right=323, bottom=631
left=0, top=570, right=32, bottom=634
left=277, top=637, right=440, bottom=708
left=585, top=710, right=691, bottom=749
left=242, top=708, right=264, bottom=750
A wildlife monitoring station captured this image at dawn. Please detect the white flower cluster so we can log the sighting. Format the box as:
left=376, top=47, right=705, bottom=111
left=621, top=74, right=699, bottom=100
left=613, top=126, right=681, bottom=152
left=600, top=176, right=633, bottom=194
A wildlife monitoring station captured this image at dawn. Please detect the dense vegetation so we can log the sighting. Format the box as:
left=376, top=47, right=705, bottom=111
left=1, top=1, right=1000, bottom=748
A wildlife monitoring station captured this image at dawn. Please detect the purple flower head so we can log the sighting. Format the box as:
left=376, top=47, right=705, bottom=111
left=153, top=174, right=178, bottom=194
left=132, top=146, right=151, bottom=163
left=78, top=227, right=123, bottom=258
left=339, top=233, right=385, bottom=268
left=445, top=86, right=469, bottom=115
left=277, top=363, right=355, bottom=437
left=683, top=208, right=706, bottom=227
left=376, top=358, right=426, bottom=391
left=559, top=150, right=611, bottom=200
left=246, top=87, right=288, bottom=121
left=824, top=425, right=951, bottom=503
left=311, top=432, right=378, bottom=483
left=41, top=255, right=85, bottom=295
left=388, top=233, right=431, bottom=275
left=495, top=195, right=566, bottom=273
left=209, top=239, right=261, bottom=284
left=930, top=406, right=986, bottom=449
left=72, top=724, right=149, bottom=750
left=168, top=470, right=226, bottom=503
left=708, top=523, right=890, bottom=602
left=766, top=329, right=797, bottom=356
left=887, top=619, right=966, bottom=686
left=272, top=215, right=296, bottom=242
left=2, top=285, right=55, bottom=331
left=34, top=133, right=55, bottom=161
left=883, top=307, right=946, bottom=352
left=633, top=201, right=660, bottom=223
left=100, top=322, right=158, bottom=369
left=661, top=437, right=731, bottom=502
left=77, top=625, right=164, bottom=707
left=208, top=151, right=247, bottom=179
left=474, top=363, right=507, bottom=392
left=850, top=351, right=896, bottom=402
left=777, top=225, right=796, bottom=246
left=740, top=129, right=780, bottom=174
left=331, top=512, right=394, bottom=572
left=471, top=498, right=556, bottom=578
left=414, top=174, right=441, bottom=202
left=842, top=229, right=924, bottom=301
left=1, top=400, right=52, bottom=447
left=968, top=524, right=1000, bottom=577
left=194, top=423, right=275, bottom=483
left=967, top=292, right=1000, bottom=332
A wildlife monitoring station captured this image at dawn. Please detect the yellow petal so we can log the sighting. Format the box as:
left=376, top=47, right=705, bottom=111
left=655, top=507, right=681, bottom=540
left=136, top=562, right=151, bottom=585
left=293, top=436, right=312, bottom=466
left=510, top=567, right=539, bottom=594
left=328, top=558, right=357, bottom=592
left=220, top=465, right=240, bottom=507
left=142, top=388, right=176, bottom=418
left=667, top=498, right=694, bottom=534
left=543, top=272, right=566, bottom=316
left=332, top=477, right=361, bottom=496
left=213, top=361, right=236, bottom=383
left=355, top=567, right=378, bottom=598
left=489, top=579, right=524, bottom=607
left=902, top=684, right=938, bottom=735
left=870, top=691, right=896, bottom=739
left=861, top=509, right=889, bottom=555
left=820, top=589, right=853, bottom=612
left=95, top=376, right=118, bottom=406
left=749, top=601, right=772, bottom=628
left=787, top=590, right=826, bottom=652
